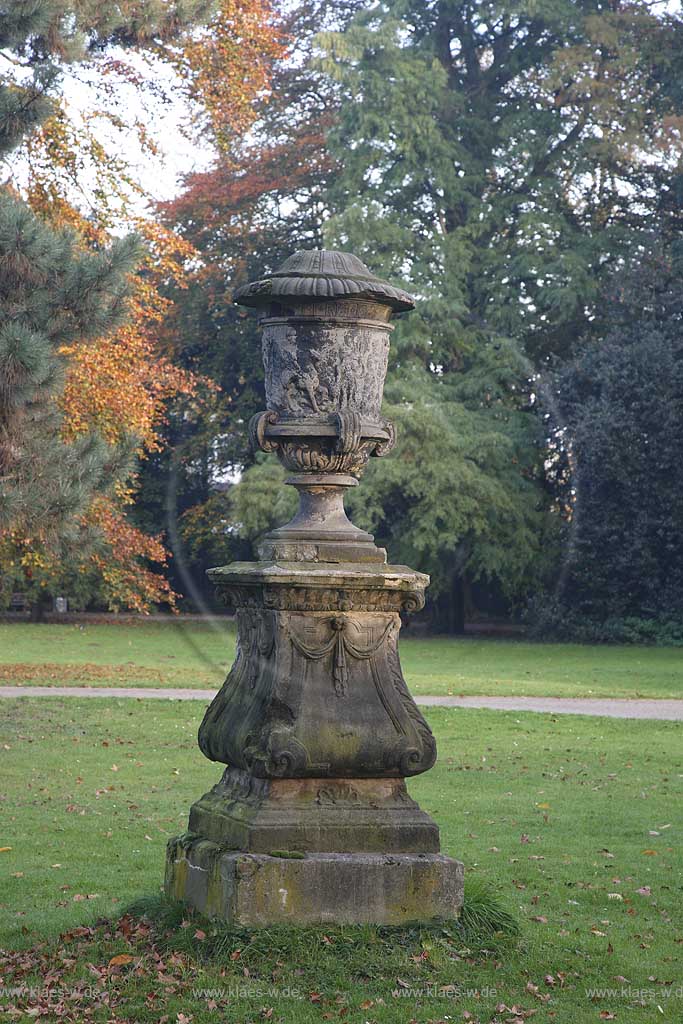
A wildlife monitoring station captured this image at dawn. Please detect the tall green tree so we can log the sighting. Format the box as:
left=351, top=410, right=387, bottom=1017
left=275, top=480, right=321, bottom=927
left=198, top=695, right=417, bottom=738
left=311, top=0, right=683, bottom=627
left=319, top=0, right=683, bottom=363
left=533, top=244, right=683, bottom=644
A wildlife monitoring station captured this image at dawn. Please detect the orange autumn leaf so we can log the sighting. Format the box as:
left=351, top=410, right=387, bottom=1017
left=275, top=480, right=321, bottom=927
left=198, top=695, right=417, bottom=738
left=174, top=0, right=287, bottom=150
left=108, top=954, right=135, bottom=967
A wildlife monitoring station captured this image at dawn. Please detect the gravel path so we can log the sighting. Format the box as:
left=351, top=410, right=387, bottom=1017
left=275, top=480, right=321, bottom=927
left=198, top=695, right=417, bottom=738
left=0, top=686, right=682, bottom=720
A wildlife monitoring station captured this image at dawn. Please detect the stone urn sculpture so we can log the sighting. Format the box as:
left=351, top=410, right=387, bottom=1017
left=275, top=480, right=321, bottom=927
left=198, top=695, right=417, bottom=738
left=166, top=249, right=463, bottom=925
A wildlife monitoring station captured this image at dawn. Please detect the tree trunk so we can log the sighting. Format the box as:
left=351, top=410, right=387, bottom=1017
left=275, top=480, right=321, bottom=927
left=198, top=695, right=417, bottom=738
left=433, top=575, right=467, bottom=634
left=451, top=575, right=466, bottom=635
left=29, top=593, right=48, bottom=623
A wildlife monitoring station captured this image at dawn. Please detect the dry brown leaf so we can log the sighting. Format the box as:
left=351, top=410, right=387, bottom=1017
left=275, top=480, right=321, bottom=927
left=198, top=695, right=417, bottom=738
left=108, top=953, right=134, bottom=967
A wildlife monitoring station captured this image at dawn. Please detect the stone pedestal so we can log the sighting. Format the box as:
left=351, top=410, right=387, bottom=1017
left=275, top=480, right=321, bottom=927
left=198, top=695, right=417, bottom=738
left=165, top=250, right=463, bottom=925
left=166, top=840, right=463, bottom=926
left=166, top=559, right=464, bottom=924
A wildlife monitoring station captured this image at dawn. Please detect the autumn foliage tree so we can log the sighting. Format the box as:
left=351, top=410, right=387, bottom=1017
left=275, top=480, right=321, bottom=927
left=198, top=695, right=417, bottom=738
left=1, top=0, right=283, bottom=614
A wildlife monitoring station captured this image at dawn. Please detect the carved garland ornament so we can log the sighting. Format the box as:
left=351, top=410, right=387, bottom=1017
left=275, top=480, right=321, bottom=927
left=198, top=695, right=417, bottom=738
left=289, top=614, right=395, bottom=697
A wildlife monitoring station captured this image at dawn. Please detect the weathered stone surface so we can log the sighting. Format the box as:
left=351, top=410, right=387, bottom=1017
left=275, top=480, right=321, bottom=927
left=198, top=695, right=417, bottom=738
left=198, top=563, right=435, bottom=779
left=188, top=769, right=440, bottom=853
left=243, top=253, right=412, bottom=561
left=256, top=477, right=384, bottom=564
left=261, top=311, right=391, bottom=423
left=233, top=249, right=415, bottom=312
left=208, top=561, right=428, bottom=608
left=166, top=835, right=463, bottom=926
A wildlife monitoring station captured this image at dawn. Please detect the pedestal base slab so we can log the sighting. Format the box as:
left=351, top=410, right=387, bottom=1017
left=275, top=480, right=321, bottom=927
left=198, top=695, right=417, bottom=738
left=189, top=769, right=440, bottom=853
left=165, top=835, right=463, bottom=926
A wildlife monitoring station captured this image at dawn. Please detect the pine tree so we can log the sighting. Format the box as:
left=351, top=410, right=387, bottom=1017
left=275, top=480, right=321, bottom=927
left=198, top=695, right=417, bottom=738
left=0, top=191, right=140, bottom=537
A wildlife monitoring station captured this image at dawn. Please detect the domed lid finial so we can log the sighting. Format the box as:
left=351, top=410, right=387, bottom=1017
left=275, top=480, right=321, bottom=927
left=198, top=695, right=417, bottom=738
left=233, top=248, right=415, bottom=312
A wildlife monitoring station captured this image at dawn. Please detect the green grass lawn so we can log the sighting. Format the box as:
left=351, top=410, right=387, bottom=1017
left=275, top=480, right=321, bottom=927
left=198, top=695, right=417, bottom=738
left=1, top=620, right=683, bottom=698
left=1, top=698, right=681, bottom=1022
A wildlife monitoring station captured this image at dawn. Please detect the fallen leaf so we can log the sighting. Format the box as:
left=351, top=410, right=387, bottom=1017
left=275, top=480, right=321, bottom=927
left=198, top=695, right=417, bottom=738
left=194, top=929, right=206, bottom=940
left=108, top=953, right=134, bottom=967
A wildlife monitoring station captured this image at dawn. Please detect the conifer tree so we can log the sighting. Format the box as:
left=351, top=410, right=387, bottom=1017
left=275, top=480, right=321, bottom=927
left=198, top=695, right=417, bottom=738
left=536, top=245, right=683, bottom=643
left=313, top=0, right=683, bottom=628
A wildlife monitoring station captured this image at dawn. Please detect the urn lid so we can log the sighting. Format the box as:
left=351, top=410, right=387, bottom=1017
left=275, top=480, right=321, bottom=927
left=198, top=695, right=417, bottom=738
left=233, top=248, right=415, bottom=312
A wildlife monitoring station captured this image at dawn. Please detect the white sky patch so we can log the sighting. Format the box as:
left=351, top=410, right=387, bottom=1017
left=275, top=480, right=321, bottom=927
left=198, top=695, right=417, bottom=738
left=67, top=54, right=215, bottom=204
left=5, top=47, right=216, bottom=223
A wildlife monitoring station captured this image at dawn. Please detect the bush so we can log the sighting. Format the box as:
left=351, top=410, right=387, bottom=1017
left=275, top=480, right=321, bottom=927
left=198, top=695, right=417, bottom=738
left=528, top=595, right=683, bottom=646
